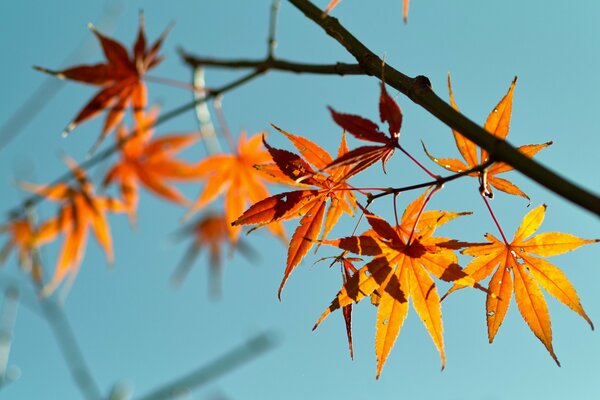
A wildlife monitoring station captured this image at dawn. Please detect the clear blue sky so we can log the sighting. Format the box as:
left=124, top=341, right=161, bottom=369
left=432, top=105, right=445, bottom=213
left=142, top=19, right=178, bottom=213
left=1, top=1, right=599, bottom=399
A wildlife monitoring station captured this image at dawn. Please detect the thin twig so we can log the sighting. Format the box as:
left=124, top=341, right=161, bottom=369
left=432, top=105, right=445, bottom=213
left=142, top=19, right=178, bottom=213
left=180, top=53, right=364, bottom=76
left=481, top=194, right=509, bottom=245
left=28, top=239, right=102, bottom=399
left=136, top=331, right=280, bottom=400
left=267, top=0, right=282, bottom=58
left=192, top=67, right=221, bottom=154
left=367, top=160, right=492, bottom=203
left=0, top=287, right=19, bottom=388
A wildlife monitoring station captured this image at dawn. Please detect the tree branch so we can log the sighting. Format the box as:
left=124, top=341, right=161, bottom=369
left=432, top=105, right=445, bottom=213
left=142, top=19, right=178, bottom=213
left=180, top=52, right=364, bottom=76
left=136, top=331, right=279, bottom=400
left=281, top=0, right=599, bottom=217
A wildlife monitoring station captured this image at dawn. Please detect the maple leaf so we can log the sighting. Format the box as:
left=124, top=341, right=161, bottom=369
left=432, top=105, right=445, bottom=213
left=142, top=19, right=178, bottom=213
left=19, top=158, right=126, bottom=296
left=447, top=204, right=597, bottom=365
left=232, top=126, right=358, bottom=298
left=103, top=107, right=200, bottom=223
left=423, top=75, right=551, bottom=200
left=315, top=191, right=480, bottom=378
left=0, top=217, right=56, bottom=284
left=325, top=83, right=402, bottom=178
left=186, top=132, right=287, bottom=243
left=170, top=213, right=255, bottom=298
left=34, top=14, right=169, bottom=142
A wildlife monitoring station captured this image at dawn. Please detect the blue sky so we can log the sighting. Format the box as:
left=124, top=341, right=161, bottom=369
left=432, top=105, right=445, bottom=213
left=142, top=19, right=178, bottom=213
left=1, top=1, right=599, bottom=399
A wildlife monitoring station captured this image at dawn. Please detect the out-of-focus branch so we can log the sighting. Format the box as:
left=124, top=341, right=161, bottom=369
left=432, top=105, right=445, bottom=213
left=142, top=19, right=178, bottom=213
left=0, top=287, right=19, bottom=388
left=0, top=0, right=125, bottom=153
left=192, top=67, right=221, bottom=154
left=28, top=246, right=103, bottom=400
left=0, top=271, right=102, bottom=400
left=267, top=0, right=281, bottom=57
left=136, top=331, right=280, bottom=400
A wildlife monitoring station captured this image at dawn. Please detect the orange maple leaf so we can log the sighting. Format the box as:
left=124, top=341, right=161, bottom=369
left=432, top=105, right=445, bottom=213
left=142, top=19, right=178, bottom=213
left=0, top=217, right=56, bottom=284
left=170, top=213, right=255, bottom=297
left=186, top=132, right=287, bottom=243
left=20, top=158, right=126, bottom=296
left=315, top=191, right=479, bottom=378
left=424, top=75, right=551, bottom=200
left=232, top=127, right=358, bottom=298
left=103, top=107, right=200, bottom=222
left=448, top=204, right=597, bottom=365
left=34, top=15, right=169, bottom=143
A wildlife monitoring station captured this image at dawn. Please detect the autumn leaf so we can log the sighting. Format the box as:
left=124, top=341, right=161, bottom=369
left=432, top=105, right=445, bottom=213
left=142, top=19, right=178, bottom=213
left=315, top=190, right=478, bottom=377
left=103, top=106, right=201, bottom=223
left=448, top=204, right=598, bottom=365
left=423, top=75, right=551, bottom=199
left=325, top=83, right=402, bottom=178
left=170, top=213, right=255, bottom=298
left=315, top=254, right=361, bottom=359
left=232, top=127, right=357, bottom=298
left=0, top=217, right=56, bottom=284
left=324, top=0, right=342, bottom=14
left=19, top=158, right=126, bottom=296
left=34, top=14, right=169, bottom=143
left=186, top=132, right=287, bottom=243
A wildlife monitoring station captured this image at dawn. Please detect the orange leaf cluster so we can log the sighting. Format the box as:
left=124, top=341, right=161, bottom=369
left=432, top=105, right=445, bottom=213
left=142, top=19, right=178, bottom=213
left=3, top=12, right=596, bottom=380
left=315, top=191, right=480, bottom=377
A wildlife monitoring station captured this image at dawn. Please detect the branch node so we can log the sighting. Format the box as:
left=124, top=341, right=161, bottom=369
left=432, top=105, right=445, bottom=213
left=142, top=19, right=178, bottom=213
left=408, top=75, right=432, bottom=101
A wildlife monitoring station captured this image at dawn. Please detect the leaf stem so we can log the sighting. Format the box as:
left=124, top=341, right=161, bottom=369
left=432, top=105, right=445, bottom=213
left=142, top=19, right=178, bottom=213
left=180, top=52, right=365, bottom=76
left=481, top=194, right=509, bottom=245
left=397, top=144, right=437, bottom=179
left=145, top=75, right=204, bottom=92
left=407, top=186, right=439, bottom=245
left=367, top=160, right=491, bottom=203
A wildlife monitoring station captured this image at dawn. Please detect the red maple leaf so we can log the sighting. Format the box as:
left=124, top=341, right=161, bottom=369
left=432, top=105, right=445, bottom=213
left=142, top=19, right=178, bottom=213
left=35, top=15, right=169, bottom=144
left=325, top=83, right=403, bottom=178
left=233, top=127, right=359, bottom=298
